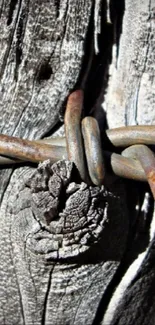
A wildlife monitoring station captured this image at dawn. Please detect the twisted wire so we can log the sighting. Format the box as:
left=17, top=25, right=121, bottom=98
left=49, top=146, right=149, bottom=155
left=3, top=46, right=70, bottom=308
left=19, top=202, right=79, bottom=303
left=0, top=90, right=155, bottom=197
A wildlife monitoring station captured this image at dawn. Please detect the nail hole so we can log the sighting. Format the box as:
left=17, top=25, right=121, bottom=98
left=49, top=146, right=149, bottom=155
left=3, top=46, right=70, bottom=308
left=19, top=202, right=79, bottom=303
left=37, top=62, right=53, bottom=82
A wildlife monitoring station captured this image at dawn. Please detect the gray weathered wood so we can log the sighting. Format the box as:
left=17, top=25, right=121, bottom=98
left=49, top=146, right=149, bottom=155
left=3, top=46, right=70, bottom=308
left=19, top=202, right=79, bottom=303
left=103, top=1, right=155, bottom=324
left=0, top=0, right=155, bottom=324
left=4, top=160, right=127, bottom=324
left=105, top=0, right=155, bottom=128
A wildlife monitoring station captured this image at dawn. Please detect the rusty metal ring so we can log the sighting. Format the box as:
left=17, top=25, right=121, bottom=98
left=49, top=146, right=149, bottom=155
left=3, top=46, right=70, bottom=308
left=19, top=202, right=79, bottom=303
left=64, top=90, right=89, bottom=183
left=82, top=116, right=105, bottom=185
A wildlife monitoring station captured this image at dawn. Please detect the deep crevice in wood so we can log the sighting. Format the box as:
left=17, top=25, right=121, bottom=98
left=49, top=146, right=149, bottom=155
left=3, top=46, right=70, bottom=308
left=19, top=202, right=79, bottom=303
left=54, top=0, right=60, bottom=19
left=7, top=0, right=18, bottom=25
left=41, top=120, right=64, bottom=139
left=41, top=266, right=54, bottom=325
left=110, top=0, right=125, bottom=62
left=91, top=181, right=154, bottom=324
left=15, top=1, right=29, bottom=80
left=75, top=0, right=95, bottom=92
left=83, top=0, right=113, bottom=116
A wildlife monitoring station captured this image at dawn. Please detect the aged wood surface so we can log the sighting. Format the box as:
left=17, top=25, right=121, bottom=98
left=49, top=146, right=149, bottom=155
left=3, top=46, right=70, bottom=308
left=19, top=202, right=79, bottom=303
left=0, top=0, right=155, bottom=324
left=103, top=1, right=155, bottom=324
left=105, top=0, right=155, bottom=128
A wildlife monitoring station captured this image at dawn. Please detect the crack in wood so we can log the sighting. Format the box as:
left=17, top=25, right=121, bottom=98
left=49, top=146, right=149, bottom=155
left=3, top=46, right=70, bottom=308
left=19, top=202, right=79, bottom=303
left=54, top=0, right=60, bottom=19
left=7, top=0, right=18, bottom=25
left=15, top=0, right=29, bottom=80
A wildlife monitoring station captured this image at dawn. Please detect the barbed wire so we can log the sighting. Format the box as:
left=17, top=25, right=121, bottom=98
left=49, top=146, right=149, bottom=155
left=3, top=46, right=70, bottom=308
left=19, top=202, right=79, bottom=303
left=0, top=90, right=155, bottom=198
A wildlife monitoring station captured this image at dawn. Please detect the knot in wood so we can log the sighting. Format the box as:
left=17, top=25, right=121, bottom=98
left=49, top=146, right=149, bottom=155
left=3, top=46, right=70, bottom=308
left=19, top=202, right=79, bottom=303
left=25, top=160, right=125, bottom=261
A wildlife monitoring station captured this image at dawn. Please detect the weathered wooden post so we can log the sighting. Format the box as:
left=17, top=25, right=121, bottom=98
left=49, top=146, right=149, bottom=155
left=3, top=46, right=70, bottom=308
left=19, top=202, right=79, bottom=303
left=0, top=1, right=154, bottom=324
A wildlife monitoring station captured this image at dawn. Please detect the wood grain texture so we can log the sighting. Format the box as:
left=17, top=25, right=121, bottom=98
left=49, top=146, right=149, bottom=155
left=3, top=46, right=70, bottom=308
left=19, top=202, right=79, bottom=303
left=0, top=1, right=127, bottom=324
left=105, top=0, right=155, bottom=128
left=0, top=0, right=93, bottom=139
left=102, top=1, right=155, bottom=324
left=0, top=160, right=128, bottom=324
